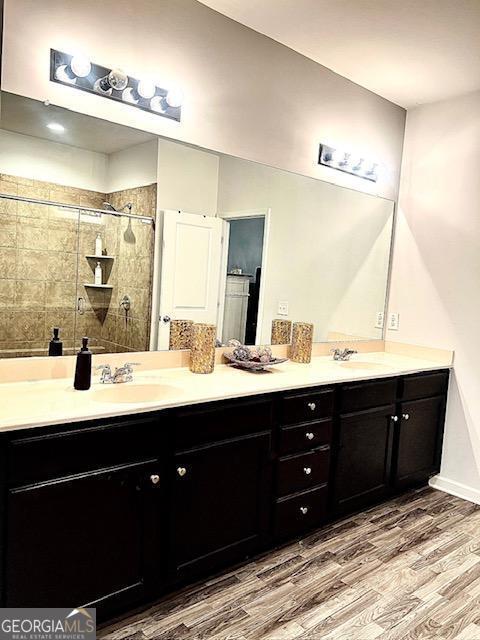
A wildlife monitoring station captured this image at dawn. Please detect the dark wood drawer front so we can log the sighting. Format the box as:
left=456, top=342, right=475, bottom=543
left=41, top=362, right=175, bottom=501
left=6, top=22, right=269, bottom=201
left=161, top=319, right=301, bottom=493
left=340, top=378, right=397, bottom=413
left=281, top=389, right=334, bottom=425
left=401, top=371, right=449, bottom=401
left=279, top=419, right=332, bottom=455
left=274, top=485, right=328, bottom=540
left=173, top=397, right=273, bottom=450
left=8, top=419, right=159, bottom=486
left=277, top=447, right=330, bottom=497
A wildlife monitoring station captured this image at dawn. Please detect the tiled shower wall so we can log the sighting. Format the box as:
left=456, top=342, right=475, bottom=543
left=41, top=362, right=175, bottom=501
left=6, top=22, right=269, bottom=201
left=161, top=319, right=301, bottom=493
left=0, top=174, right=156, bottom=357
left=77, top=184, right=156, bottom=354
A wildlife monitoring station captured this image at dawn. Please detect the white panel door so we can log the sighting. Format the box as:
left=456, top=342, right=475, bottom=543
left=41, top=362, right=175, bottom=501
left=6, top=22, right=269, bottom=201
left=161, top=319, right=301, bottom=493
left=157, top=210, right=223, bottom=349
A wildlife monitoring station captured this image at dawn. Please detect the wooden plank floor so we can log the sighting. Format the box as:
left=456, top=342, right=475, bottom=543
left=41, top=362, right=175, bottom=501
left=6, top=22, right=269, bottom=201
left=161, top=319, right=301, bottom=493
left=99, top=488, right=480, bottom=640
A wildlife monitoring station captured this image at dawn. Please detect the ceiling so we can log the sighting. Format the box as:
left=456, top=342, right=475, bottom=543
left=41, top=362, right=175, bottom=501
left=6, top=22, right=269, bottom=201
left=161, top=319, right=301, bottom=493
left=0, top=92, right=156, bottom=154
left=199, top=0, right=480, bottom=108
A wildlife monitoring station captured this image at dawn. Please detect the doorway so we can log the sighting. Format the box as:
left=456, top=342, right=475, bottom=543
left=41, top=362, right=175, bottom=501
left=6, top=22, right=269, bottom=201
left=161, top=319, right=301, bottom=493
left=218, top=209, right=270, bottom=345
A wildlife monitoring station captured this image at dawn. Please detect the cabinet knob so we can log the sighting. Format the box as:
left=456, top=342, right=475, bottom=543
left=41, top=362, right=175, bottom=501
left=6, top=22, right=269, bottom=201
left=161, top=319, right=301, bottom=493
left=299, top=506, right=309, bottom=515
left=391, top=415, right=399, bottom=422
left=177, top=466, right=187, bottom=477
left=305, top=432, right=314, bottom=440
left=150, top=474, right=160, bottom=485
left=402, top=413, right=410, bottom=420
left=303, top=467, right=312, bottom=475
left=307, top=402, right=316, bottom=411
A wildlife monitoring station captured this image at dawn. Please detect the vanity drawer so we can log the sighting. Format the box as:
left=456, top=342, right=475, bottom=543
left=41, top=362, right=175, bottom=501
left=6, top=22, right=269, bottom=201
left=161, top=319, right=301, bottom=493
left=173, top=397, right=274, bottom=450
left=401, top=371, right=449, bottom=401
left=277, top=446, right=330, bottom=497
left=340, top=378, right=397, bottom=413
left=274, top=484, right=328, bottom=540
left=280, top=388, right=334, bottom=425
left=8, top=417, right=159, bottom=486
left=278, top=419, right=332, bottom=455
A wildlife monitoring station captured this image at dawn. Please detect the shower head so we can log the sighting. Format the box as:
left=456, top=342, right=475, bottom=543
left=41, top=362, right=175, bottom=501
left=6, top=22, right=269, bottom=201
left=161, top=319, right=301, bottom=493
left=103, top=202, right=117, bottom=211
left=118, top=202, right=133, bottom=213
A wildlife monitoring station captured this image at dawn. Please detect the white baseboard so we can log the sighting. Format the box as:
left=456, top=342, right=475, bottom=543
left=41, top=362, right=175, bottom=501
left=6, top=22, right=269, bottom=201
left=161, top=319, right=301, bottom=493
left=429, top=475, right=480, bottom=505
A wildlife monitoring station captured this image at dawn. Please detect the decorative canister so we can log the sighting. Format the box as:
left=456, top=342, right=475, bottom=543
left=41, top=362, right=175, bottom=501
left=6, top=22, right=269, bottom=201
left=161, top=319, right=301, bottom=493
left=169, top=319, right=193, bottom=350
left=190, top=323, right=216, bottom=374
left=271, top=319, right=292, bottom=345
left=290, top=322, right=314, bottom=363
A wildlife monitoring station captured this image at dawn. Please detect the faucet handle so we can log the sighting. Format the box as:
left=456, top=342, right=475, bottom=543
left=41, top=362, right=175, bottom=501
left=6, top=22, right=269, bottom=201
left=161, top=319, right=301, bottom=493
left=123, top=362, right=141, bottom=373
left=96, top=364, right=111, bottom=372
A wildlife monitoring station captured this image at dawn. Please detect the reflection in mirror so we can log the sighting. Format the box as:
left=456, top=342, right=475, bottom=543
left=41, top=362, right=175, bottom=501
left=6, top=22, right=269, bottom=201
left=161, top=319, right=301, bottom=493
left=0, top=91, right=394, bottom=359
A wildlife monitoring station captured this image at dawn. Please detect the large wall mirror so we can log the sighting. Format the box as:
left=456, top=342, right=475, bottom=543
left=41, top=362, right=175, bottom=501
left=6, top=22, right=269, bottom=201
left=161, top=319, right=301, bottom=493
left=0, top=92, right=394, bottom=359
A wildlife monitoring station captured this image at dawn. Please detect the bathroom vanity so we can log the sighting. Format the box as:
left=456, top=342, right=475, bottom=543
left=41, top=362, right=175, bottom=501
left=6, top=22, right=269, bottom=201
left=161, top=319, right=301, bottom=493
left=0, top=361, right=449, bottom=621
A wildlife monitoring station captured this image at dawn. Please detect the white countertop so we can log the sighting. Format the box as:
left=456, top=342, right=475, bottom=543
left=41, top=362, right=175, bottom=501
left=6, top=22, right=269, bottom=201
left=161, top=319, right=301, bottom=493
left=0, top=352, right=451, bottom=433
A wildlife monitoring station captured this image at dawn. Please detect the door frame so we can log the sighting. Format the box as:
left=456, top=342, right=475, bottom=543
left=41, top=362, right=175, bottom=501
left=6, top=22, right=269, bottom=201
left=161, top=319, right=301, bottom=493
left=217, top=208, right=271, bottom=345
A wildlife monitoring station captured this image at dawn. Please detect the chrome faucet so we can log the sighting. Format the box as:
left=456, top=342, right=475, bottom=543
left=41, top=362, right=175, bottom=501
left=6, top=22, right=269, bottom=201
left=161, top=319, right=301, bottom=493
left=331, top=348, right=357, bottom=361
left=96, top=362, right=141, bottom=384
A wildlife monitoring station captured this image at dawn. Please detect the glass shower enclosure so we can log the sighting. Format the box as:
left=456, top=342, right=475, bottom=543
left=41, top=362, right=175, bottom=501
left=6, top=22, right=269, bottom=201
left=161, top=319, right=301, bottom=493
left=0, top=194, right=155, bottom=358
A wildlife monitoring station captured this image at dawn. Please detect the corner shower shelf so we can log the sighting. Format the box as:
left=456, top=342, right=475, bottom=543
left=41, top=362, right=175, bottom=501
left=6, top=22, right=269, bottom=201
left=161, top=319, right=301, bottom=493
left=83, top=283, right=114, bottom=289
left=85, top=255, right=115, bottom=260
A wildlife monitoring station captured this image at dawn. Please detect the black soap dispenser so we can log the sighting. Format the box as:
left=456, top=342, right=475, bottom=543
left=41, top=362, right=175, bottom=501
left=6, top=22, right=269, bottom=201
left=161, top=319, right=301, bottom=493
left=48, top=327, right=63, bottom=357
left=74, top=337, right=92, bottom=391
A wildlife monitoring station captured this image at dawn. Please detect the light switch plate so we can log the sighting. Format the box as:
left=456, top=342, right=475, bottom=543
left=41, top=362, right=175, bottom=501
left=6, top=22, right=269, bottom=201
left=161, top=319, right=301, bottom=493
left=388, top=312, right=400, bottom=331
left=375, top=311, right=384, bottom=329
left=278, top=301, right=289, bottom=316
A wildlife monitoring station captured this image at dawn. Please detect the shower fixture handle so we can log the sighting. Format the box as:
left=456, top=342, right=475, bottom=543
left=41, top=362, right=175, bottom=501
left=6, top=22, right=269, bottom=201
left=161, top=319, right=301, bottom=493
left=77, top=297, right=86, bottom=315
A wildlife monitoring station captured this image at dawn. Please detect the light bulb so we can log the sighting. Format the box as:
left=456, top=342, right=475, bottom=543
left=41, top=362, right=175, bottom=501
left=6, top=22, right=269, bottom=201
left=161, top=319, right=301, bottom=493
left=330, top=149, right=344, bottom=164
left=54, top=64, right=76, bottom=84
left=137, top=79, right=157, bottom=99
left=352, top=158, right=364, bottom=172
left=70, top=55, right=91, bottom=78
left=150, top=96, right=166, bottom=113
left=122, top=87, right=138, bottom=104
left=165, top=87, right=183, bottom=108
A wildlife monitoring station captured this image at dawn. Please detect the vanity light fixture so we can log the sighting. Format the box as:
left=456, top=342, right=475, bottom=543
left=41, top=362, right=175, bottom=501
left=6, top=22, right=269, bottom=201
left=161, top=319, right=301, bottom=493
left=50, top=49, right=182, bottom=122
left=318, top=144, right=379, bottom=182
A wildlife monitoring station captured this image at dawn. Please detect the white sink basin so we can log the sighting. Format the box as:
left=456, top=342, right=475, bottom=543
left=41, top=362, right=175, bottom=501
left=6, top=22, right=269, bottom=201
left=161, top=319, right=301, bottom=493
left=93, top=383, right=179, bottom=404
left=339, top=361, right=391, bottom=371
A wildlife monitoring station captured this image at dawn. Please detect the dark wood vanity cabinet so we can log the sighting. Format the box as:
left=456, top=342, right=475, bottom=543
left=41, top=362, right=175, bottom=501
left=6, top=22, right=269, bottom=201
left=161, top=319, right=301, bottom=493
left=332, top=371, right=449, bottom=514
left=0, top=369, right=449, bottom=620
left=1, top=417, right=166, bottom=618
left=169, top=431, right=272, bottom=582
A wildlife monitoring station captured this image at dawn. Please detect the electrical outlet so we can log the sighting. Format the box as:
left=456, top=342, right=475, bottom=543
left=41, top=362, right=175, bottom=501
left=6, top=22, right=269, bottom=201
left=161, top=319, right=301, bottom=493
left=375, top=311, right=384, bottom=329
left=277, top=301, right=289, bottom=316
left=388, top=312, right=400, bottom=331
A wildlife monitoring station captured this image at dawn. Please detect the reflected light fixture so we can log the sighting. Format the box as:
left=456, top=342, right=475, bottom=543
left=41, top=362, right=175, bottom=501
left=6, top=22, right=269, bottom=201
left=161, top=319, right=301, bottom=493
left=50, top=49, right=182, bottom=122
left=318, top=144, right=380, bottom=182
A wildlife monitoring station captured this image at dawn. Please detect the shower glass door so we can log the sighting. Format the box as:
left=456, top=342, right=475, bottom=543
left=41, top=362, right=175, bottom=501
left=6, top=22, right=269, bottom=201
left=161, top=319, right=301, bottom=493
left=0, top=196, right=81, bottom=358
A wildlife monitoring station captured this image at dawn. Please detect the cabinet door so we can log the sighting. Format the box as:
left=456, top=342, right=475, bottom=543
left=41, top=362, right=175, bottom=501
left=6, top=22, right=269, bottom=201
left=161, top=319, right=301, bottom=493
left=170, top=432, right=271, bottom=582
left=394, top=396, right=445, bottom=488
left=5, top=460, right=162, bottom=616
left=333, top=405, right=396, bottom=515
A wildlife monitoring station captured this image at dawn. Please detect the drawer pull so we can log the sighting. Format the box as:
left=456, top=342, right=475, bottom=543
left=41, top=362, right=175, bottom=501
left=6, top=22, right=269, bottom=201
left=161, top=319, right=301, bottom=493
left=303, top=467, right=312, bottom=475
left=177, top=466, right=187, bottom=477
left=299, top=506, right=309, bottom=515
left=391, top=415, right=399, bottom=422
left=150, top=474, right=160, bottom=485
left=305, top=432, right=314, bottom=440
left=307, top=402, right=316, bottom=411
left=402, top=413, right=410, bottom=420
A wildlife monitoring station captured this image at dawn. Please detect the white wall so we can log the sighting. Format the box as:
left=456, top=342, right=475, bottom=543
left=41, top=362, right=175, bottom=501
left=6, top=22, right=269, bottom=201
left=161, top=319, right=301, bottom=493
left=107, top=139, right=158, bottom=193
left=387, top=90, right=480, bottom=501
left=1, top=0, right=405, bottom=200
left=218, top=155, right=394, bottom=343
left=0, top=128, right=108, bottom=191
left=157, top=139, right=219, bottom=215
